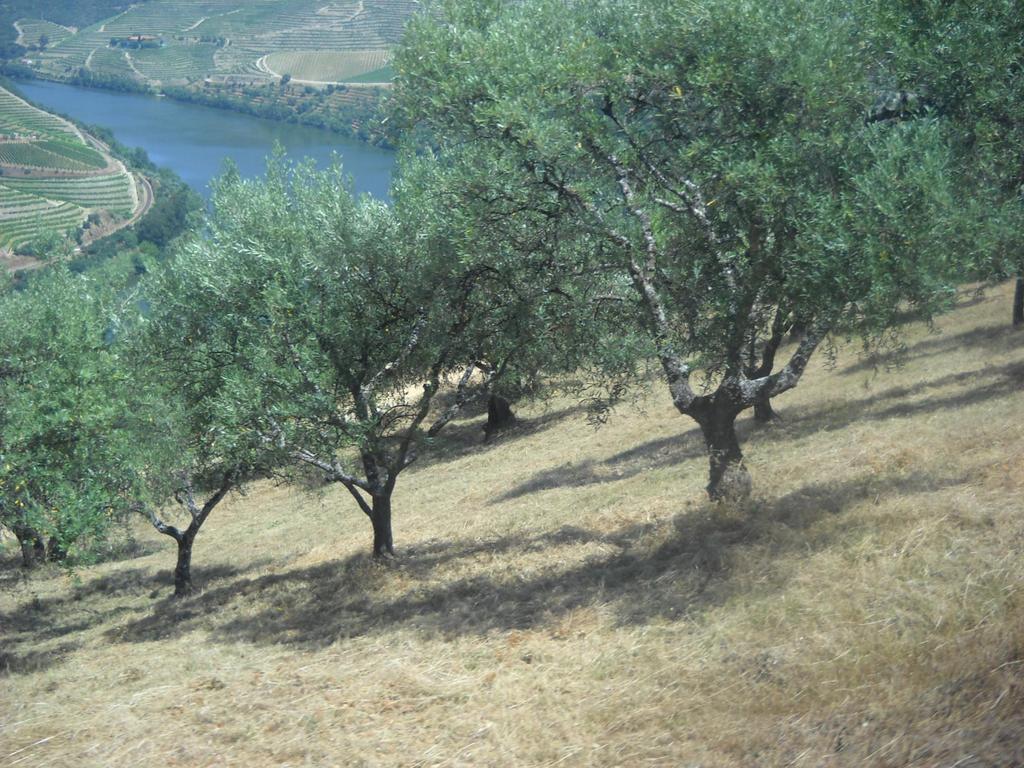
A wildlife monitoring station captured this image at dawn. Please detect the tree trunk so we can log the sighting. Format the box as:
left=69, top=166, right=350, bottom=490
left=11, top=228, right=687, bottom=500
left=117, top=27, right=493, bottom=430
left=1013, top=276, right=1024, bottom=328
left=483, top=394, right=516, bottom=442
left=697, top=408, right=752, bottom=502
left=13, top=526, right=45, bottom=568
left=371, top=493, right=395, bottom=559
left=46, top=536, right=68, bottom=563
left=174, top=532, right=196, bottom=597
left=752, top=390, right=777, bottom=423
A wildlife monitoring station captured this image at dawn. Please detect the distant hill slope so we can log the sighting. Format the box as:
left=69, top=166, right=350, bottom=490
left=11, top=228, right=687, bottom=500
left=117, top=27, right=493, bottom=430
left=14, top=0, right=420, bottom=87
left=0, top=0, right=149, bottom=56
left=0, top=84, right=144, bottom=266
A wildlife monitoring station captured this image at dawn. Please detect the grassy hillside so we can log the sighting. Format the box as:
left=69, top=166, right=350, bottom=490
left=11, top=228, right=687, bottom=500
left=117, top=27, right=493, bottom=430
left=1, top=282, right=1023, bottom=766
left=0, top=1, right=146, bottom=56
left=20, top=0, right=416, bottom=87
left=0, top=85, right=143, bottom=262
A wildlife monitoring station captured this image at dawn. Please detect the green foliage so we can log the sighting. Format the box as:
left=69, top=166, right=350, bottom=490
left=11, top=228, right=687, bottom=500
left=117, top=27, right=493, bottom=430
left=391, top=0, right=967, bottom=499
left=136, top=178, right=196, bottom=248
left=394, top=0, right=961, bottom=382
left=159, top=83, right=390, bottom=145
left=0, top=268, right=143, bottom=563
left=145, top=156, right=458, bottom=473
left=867, top=0, right=1024, bottom=280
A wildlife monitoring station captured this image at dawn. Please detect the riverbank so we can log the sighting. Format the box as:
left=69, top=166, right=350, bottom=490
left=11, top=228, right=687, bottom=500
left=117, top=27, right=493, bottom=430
left=10, top=79, right=394, bottom=202
left=0, top=82, right=154, bottom=269
left=2, top=64, right=393, bottom=148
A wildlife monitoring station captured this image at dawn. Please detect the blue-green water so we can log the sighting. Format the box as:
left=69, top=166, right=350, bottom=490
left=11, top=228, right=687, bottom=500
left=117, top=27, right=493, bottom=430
left=13, top=80, right=394, bottom=200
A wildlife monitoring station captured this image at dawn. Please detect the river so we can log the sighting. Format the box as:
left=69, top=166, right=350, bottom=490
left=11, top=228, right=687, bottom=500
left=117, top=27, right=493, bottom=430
left=12, top=79, right=394, bottom=200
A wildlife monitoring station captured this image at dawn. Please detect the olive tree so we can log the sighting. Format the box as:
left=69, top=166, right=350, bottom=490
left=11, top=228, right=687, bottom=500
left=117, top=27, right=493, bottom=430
left=146, top=156, right=537, bottom=559
left=0, top=268, right=141, bottom=567
left=402, top=148, right=639, bottom=441
left=137, top=188, right=296, bottom=595
left=393, top=0, right=960, bottom=500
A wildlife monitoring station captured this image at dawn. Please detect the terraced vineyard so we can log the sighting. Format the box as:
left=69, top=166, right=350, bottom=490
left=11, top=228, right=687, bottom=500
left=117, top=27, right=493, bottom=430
left=261, top=49, right=392, bottom=83
left=0, top=143, right=76, bottom=169
left=84, top=45, right=134, bottom=77
left=0, top=174, right=137, bottom=215
left=14, top=18, right=74, bottom=48
left=0, top=86, right=144, bottom=261
left=0, top=195, right=86, bottom=250
left=32, top=23, right=111, bottom=72
left=23, top=0, right=420, bottom=86
left=0, top=86, right=77, bottom=136
left=130, top=42, right=218, bottom=82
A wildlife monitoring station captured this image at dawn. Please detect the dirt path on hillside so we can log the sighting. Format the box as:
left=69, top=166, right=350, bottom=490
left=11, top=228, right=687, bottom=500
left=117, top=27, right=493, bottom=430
left=2, top=170, right=153, bottom=270
left=0, top=249, right=44, bottom=271
left=124, top=50, right=145, bottom=79
left=98, top=8, right=131, bottom=34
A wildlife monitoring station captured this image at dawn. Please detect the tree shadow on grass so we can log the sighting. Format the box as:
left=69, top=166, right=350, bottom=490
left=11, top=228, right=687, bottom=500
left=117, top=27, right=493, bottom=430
left=492, top=433, right=707, bottom=503
left=409, top=403, right=592, bottom=471
left=108, top=468, right=970, bottom=650
left=490, top=359, right=1023, bottom=503
left=0, top=642, right=78, bottom=676
left=0, top=562, right=260, bottom=669
left=841, top=321, right=1022, bottom=377
left=760, top=360, right=1024, bottom=444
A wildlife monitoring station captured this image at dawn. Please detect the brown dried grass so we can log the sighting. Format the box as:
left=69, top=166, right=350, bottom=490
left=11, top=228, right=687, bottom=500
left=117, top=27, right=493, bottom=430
left=2, top=281, right=1023, bottom=767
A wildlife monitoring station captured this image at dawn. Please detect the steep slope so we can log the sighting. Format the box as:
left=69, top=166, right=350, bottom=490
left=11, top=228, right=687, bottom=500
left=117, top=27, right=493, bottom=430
left=23, top=0, right=419, bottom=86
left=1, top=281, right=1022, bottom=767
left=0, top=85, right=144, bottom=263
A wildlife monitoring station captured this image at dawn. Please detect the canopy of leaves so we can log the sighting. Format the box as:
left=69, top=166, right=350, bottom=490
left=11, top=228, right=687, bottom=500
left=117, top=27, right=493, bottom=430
left=142, top=154, right=522, bottom=491
left=0, top=269, right=142, bottom=561
left=868, top=0, right=1024, bottom=279
left=394, top=0, right=962, bottom=388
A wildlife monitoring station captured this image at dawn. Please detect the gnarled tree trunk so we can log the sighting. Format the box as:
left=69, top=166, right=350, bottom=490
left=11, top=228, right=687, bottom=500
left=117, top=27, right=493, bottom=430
left=694, top=404, right=752, bottom=502
left=752, top=391, right=777, bottom=422
left=746, top=309, right=792, bottom=424
left=174, top=530, right=197, bottom=597
left=483, top=394, right=516, bottom=442
left=1013, top=276, right=1023, bottom=328
left=46, top=537, right=68, bottom=563
left=13, top=525, right=45, bottom=568
left=148, top=473, right=234, bottom=598
left=371, top=492, right=395, bottom=559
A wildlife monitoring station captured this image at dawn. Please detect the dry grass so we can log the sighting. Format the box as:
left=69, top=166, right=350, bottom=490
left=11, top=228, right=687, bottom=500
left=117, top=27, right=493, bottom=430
left=2, top=282, right=1024, bottom=767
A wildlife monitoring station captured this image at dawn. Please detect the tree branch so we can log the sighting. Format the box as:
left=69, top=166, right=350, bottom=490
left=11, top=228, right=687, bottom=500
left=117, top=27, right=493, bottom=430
left=193, top=473, right=235, bottom=530
left=426, top=359, right=501, bottom=438
left=338, top=478, right=373, bottom=518
left=749, top=305, right=792, bottom=378
left=173, top=477, right=200, bottom=520
left=145, top=506, right=184, bottom=543
left=291, top=447, right=373, bottom=493
left=741, top=322, right=830, bottom=402
left=595, top=150, right=698, bottom=411
left=360, top=311, right=427, bottom=405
